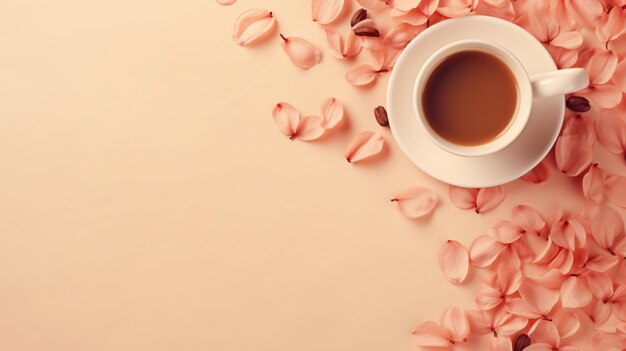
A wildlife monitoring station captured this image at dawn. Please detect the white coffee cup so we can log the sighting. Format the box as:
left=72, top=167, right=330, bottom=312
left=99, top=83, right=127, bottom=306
left=413, top=39, right=589, bottom=157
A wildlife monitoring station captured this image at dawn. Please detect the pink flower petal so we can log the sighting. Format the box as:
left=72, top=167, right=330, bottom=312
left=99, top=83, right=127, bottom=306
left=560, top=275, right=593, bottom=308
left=561, top=0, right=604, bottom=30
left=555, top=135, right=593, bottom=177
left=585, top=271, right=614, bottom=301
left=582, top=84, right=623, bottom=109
left=586, top=49, right=618, bottom=85
left=587, top=205, right=625, bottom=251
left=596, top=7, right=626, bottom=44
left=524, top=344, right=553, bottom=351
left=512, top=205, right=545, bottom=234
left=488, top=220, right=523, bottom=244
left=449, top=186, right=479, bottom=210
left=476, top=284, right=505, bottom=310
left=391, top=0, right=439, bottom=25
left=272, top=102, right=301, bottom=139
left=585, top=240, right=620, bottom=272
left=344, top=131, right=384, bottom=163
left=494, top=311, right=528, bottom=336
left=470, top=235, right=506, bottom=268
left=519, top=278, right=559, bottom=316
left=497, top=256, right=522, bottom=295
left=467, top=310, right=492, bottom=335
left=562, top=114, right=595, bottom=145
left=529, top=320, right=559, bottom=346
left=476, top=186, right=505, bottom=214
left=442, top=306, right=470, bottom=343
left=506, top=297, right=542, bottom=319
left=294, top=116, right=325, bottom=141
left=437, top=0, right=478, bottom=17
left=474, top=0, right=516, bottom=21
left=618, top=260, right=626, bottom=284
left=354, top=0, right=390, bottom=11
left=551, top=30, right=583, bottom=49
left=311, top=0, right=345, bottom=24
left=411, top=321, right=450, bottom=347
left=521, top=160, right=551, bottom=184
left=550, top=217, right=585, bottom=251
left=606, top=175, right=626, bottom=208
left=232, top=9, right=276, bottom=46
left=216, top=0, right=237, bottom=5
left=345, top=64, right=379, bottom=86
left=613, top=58, right=626, bottom=93
left=582, top=164, right=606, bottom=205
left=552, top=308, right=580, bottom=338
left=490, top=336, right=513, bottom=351
left=547, top=248, right=574, bottom=274
left=382, top=23, right=423, bottom=49
left=325, top=29, right=362, bottom=59
left=320, top=97, right=343, bottom=129
left=392, top=187, right=438, bottom=219
left=590, top=331, right=626, bottom=351
left=583, top=298, right=612, bottom=324
left=595, top=109, right=626, bottom=155
left=280, top=35, right=322, bottom=70
left=438, top=240, right=469, bottom=284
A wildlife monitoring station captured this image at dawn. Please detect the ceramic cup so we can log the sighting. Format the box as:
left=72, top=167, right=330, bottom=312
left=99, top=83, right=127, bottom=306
left=413, top=39, right=589, bottom=157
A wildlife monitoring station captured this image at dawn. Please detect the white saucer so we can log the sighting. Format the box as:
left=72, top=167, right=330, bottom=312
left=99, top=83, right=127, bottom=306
left=387, top=16, right=564, bottom=188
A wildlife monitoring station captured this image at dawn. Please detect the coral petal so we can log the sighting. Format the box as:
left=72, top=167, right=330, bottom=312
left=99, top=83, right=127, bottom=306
left=606, top=176, right=626, bottom=208
left=320, top=97, right=343, bottom=129
left=470, top=235, right=505, bottom=268
left=587, top=50, right=618, bottom=85
left=488, top=220, right=523, bottom=244
left=529, top=320, right=559, bottom=346
left=490, top=336, right=512, bottom=351
left=555, top=135, right=593, bottom=176
left=272, top=102, right=301, bottom=139
left=438, top=240, right=469, bottom=284
left=393, top=187, right=438, bottom=219
left=355, top=0, right=389, bottom=11
left=476, top=186, right=505, bottom=214
left=560, top=275, right=593, bottom=308
left=442, top=306, right=470, bottom=343
left=233, top=9, right=276, bottom=46
left=311, top=0, right=345, bottom=24
left=582, top=164, right=606, bottom=205
left=344, top=131, right=384, bottom=163
left=512, top=205, right=545, bottom=234
left=449, top=186, right=479, bottom=210
left=552, top=308, right=580, bottom=338
left=281, top=35, right=322, bottom=70
left=583, top=298, right=612, bottom=325
left=345, top=64, right=378, bottom=86
left=295, top=116, right=325, bottom=141
left=521, top=160, right=551, bottom=184
left=411, top=321, right=450, bottom=347
left=595, top=109, right=626, bottom=155
left=519, top=278, right=559, bottom=315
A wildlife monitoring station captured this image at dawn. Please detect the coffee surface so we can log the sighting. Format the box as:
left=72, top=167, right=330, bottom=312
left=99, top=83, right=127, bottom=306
left=422, top=51, right=518, bottom=146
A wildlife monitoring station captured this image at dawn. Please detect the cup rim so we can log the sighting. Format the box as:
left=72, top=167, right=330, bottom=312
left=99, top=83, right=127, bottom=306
left=413, top=39, right=533, bottom=157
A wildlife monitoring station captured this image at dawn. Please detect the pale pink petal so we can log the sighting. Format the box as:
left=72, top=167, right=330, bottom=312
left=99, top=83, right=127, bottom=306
left=324, top=28, right=345, bottom=59
left=280, top=35, right=322, bottom=70
left=320, top=97, right=343, bottom=129
left=552, top=308, right=580, bottom=338
left=506, top=297, right=542, bottom=319
left=311, top=0, right=345, bottom=24
left=596, top=7, right=626, bottom=44
left=587, top=205, right=625, bottom=250
left=562, top=114, right=595, bottom=145
left=442, top=306, right=469, bottom=343
left=494, top=313, right=528, bottom=336
left=583, top=164, right=606, bottom=205
left=563, top=0, right=604, bottom=30
left=581, top=84, right=623, bottom=109
left=467, top=310, right=493, bottom=335
left=272, top=102, right=301, bottom=139
left=344, top=131, right=384, bottom=163
left=488, top=220, right=523, bottom=244
left=449, top=186, right=478, bottom=210
left=519, top=278, right=559, bottom=316
left=437, top=0, right=477, bottom=17
left=512, top=205, right=545, bottom=234
left=476, top=284, right=505, bottom=310
left=595, top=109, right=626, bottom=154
left=382, top=23, right=423, bottom=49
left=470, top=235, right=506, bottom=268
left=392, top=0, right=422, bottom=12
left=498, top=257, right=522, bottom=295
left=583, top=298, right=613, bottom=324
left=521, top=160, right=551, bottom=184
left=550, top=219, right=582, bottom=251
left=546, top=45, right=579, bottom=69
left=216, top=0, right=237, bottom=5
left=585, top=240, right=620, bottom=272
left=560, top=275, right=593, bottom=308
left=392, top=187, right=438, bottom=219
left=354, top=0, right=389, bottom=11
left=294, top=116, right=325, bottom=141
left=547, top=248, right=574, bottom=274
left=474, top=0, right=516, bottom=21
left=476, top=186, right=505, bottom=214
left=555, top=135, right=593, bottom=176
left=529, top=320, right=559, bottom=346
left=560, top=347, right=583, bottom=351
left=490, top=336, right=512, bottom=351
left=613, top=58, right=626, bottom=93
left=524, top=344, right=553, bottom=351
left=606, top=176, right=626, bottom=208
left=585, top=271, right=614, bottom=301
left=232, top=9, right=276, bottom=46
left=438, top=240, right=469, bottom=284
left=618, top=260, right=626, bottom=284
left=590, top=331, right=626, bottom=351
left=343, top=31, right=362, bottom=58
left=533, top=239, right=560, bottom=265
left=411, top=321, right=450, bottom=347
left=551, top=30, right=583, bottom=49
left=586, top=50, right=617, bottom=85
left=345, top=64, right=378, bottom=86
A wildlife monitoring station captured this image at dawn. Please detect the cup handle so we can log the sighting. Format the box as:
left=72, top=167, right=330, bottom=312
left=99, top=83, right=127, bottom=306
left=530, top=68, right=589, bottom=98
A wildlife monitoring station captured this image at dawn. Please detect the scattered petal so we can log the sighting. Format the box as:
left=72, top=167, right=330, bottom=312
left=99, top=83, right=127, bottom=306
left=488, top=220, right=523, bottom=244
left=216, top=0, right=237, bottom=5
left=295, top=116, right=325, bottom=141
left=392, top=187, right=438, bottom=219
left=595, top=109, right=626, bottom=155
left=438, top=240, right=469, bottom=284
left=311, top=0, right=345, bottom=24
left=521, top=160, right=551, bottom=184
left=320, top=97, right=343, bottom=129
left=272, top=102, right=301, bottom=139
left=606, top=176, right=626, bottom=208
left=490, top=336, right=513, bottom=351
left=344, top=131, right=384, bottom=163
left=382, top=23, right=423, bottom=49
left=529, top=320, right=559, bottom=347
left=519, top=278, right=560, bottom=316
left=324, top=29, right=362, bottom=59
left=552, top=308, right=580, bottom=338
left=512, top=205, right=545, bottom=234
left=582, top=164, right=606, bottom=205
left=555, top=135, right=593, bottom=176
left=470, top=235, right=505, bottom=268
left=442, top=307, right=470, bottom=343
left=560, top=275, right=592, bottom=308
left=476, top=186, right=505, bottom=214
left=232, top=9, right=276, bottom=46
left=345, top=64, right=379, bottom=86
left=449, top=186, right=479, bottom=210
left=583, top=298, right=612, bottom=325
left=280, top=34, right=322, bottom=70
left=411, top=321, right=450, bottom=347
left=355, top=0, right=390, bottom=11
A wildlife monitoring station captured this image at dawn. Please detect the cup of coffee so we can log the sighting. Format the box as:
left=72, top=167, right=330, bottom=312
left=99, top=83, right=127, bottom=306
left=413, top=39, right=589, bottom=157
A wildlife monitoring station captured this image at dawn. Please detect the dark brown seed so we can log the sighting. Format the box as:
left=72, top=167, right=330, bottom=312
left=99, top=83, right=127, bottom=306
left=374, top=106, right=389, bottom=127
left=350, top=8, right=367, bottom=27
left=566, top=96, right=591, bottom=112
left=514, top=334, right=531, bottom=351
left=354, top=26, right=380, bottom=37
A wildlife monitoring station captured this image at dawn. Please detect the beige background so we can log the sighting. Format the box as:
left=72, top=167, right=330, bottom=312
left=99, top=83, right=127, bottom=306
left=1, top=1, right=623, bottom=350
